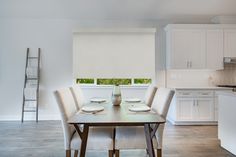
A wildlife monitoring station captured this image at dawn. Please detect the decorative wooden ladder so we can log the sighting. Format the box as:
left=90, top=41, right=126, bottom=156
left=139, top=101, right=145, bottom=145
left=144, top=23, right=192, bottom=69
left=21, top=48, right=41, bottom=123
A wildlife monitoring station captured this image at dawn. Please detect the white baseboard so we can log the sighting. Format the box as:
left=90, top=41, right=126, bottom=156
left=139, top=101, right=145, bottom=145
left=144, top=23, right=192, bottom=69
left=170, top=121, right=218, bottom=125
left=0, top=114, right=60, bottom=121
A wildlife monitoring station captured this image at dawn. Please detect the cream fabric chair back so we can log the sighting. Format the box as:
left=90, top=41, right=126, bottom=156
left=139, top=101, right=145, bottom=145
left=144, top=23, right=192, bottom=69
left=151, top=88, right=175, bottom=149
left=54, top=88, right=78, bottom=150
left=144, top=85, right=158, bottom=107
left=70, top=85, right=85, bottom=110
left=151, top=87, right=175, bottom=118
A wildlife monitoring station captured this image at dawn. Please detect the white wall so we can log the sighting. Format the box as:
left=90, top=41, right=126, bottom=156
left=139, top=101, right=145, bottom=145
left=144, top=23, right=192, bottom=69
left=0, top=18, right=160, bottom=121
left=0, top=19, right=77, bottom=120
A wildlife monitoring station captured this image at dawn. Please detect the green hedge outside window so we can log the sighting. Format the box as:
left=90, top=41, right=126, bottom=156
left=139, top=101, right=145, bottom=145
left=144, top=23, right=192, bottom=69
left=134, top=78, right=152, bottom=84
left=76, top=78, right=151, bottom=85
left=97, top=78, right=131, bottom=85
left=76, top=78, right=94, bottom=84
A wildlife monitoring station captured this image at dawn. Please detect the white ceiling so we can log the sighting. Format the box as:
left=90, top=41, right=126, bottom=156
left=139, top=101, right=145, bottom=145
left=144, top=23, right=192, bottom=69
left=1, top=0, right=236, bottom=23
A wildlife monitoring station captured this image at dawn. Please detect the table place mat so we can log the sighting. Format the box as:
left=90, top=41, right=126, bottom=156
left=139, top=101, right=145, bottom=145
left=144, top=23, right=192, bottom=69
left=90, top=98, right=107, bottom=103
left=77, top=110, right=107, bottom=115
left=85, top=102, right=110, bottom=105
left=126, top=110, right=156, bottom=115
left=124, top=98, right=142, bottom=103
left=123, top=102, right=146, bottom=106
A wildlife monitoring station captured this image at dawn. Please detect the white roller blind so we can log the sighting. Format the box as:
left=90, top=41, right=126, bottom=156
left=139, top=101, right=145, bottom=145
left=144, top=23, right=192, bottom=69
left=73, top=28, right=156, bottom=78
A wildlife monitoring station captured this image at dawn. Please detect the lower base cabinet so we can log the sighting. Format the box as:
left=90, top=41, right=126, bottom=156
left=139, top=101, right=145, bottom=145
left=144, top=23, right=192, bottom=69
left=167, top=89, right=218, bottom=125
left=177, top=98, right=214, bottom=122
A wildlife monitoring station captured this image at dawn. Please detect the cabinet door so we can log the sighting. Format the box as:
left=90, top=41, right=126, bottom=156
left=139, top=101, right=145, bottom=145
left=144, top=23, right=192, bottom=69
left=169, top=30, right=189, bottom=69
left=177, top=98, right=195, bottom=121
left=224, top=29, right=236, bottom=57
left=169, top=29, right=206, bottom=69
left=188, top=30, right=206, bottom=69
left=206, top=30, right=224, bottom=70
left=195, top=98, right=214, bottom=121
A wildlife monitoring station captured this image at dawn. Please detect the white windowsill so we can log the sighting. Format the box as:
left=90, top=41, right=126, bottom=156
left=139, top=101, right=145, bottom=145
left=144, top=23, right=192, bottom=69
left=79, top=84, right=149, bottom=89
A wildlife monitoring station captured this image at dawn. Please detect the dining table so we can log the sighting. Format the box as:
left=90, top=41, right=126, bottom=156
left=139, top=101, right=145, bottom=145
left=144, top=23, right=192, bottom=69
left=68, top=102, right=166, bottom=157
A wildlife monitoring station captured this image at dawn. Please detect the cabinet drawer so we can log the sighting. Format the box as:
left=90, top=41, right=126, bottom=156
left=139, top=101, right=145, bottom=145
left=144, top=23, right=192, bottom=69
left=196, top=91, right=214, bottom=97
left=176, top=90, right=214, bottom=98
left=176, top=91, right=195, bottom=97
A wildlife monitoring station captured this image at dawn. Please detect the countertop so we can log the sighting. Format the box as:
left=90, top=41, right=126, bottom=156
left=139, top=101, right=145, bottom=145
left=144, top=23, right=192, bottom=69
left=216, top=91, right=236, bottom=97
left=170, top=87, right=233, bottom=90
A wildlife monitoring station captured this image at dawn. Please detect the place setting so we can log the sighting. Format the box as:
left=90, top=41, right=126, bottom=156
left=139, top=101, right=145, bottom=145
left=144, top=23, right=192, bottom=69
left=90, top=97, right=107, bottom=103
left=79, top=105, right=105, bottom=114
left=124, top=98, right=142, bottom=103
left=78, top=97, right=107, bottom=114
left=127, top=104, right=156, bottom=114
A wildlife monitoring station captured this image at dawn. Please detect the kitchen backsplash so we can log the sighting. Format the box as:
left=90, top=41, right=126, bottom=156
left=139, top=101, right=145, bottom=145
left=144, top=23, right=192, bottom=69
left=166, top=70, right=214, bottom=87
left=210, top=64, right=236, bottom=85
left=165, top=64, right=236, bottom=87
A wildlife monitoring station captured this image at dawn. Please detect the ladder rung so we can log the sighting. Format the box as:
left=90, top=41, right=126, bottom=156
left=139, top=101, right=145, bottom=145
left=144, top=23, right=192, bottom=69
left=27, top=78, right=38, bottom=80
left=24, top=110, right=36, bottom=112
left=25, top=99, right=37, bottom=101
left=28, top=57, right=38, bottom=59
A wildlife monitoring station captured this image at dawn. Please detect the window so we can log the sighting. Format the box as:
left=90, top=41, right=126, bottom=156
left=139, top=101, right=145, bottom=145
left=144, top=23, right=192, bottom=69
left=76, top=78, right=94, bottom=84
left=97, top=79, right=131, bottom=85
left=134, top=78, right=152, bottom=84
left=76, top=78, right=151, bottom=85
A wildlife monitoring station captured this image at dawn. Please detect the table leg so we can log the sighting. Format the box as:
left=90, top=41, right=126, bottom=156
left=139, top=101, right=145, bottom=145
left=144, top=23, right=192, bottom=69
left=74, top=124, right=89, bottom=157
left=144, top=124, right=155, bottom=157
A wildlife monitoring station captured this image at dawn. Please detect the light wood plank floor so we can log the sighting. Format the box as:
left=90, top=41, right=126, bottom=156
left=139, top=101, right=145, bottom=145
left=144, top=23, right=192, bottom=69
left=0, top=121, right=235, bottom=157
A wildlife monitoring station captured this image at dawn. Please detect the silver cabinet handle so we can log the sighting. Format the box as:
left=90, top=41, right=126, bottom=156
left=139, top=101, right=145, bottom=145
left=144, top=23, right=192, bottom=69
left=190, top=61, right=192, bottom=68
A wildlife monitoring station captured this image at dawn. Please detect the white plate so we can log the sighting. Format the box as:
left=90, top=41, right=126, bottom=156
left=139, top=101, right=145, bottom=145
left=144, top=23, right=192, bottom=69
left=81, top=105, right=104, bottom=113
left=90, top=98, right=107, bottom=103
left=128, top=105, right=151, bottom=112
left=125, top=98, right=141, bottom=103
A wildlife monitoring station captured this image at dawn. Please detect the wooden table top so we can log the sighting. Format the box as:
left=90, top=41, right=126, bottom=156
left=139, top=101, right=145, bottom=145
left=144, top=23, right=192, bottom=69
left=68, top=103, right=165, bottom=126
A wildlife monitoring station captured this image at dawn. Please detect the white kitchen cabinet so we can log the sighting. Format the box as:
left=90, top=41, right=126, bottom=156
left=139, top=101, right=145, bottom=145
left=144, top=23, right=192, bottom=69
left=206, top=30, right=224, bottom=69
left=167, top=89, right=216, bottom=125
left=177, top=98, right=195, bottom=121
left=166, top=29, right=206, bottom=69
left=196, top=98, right=214, bottom=121
left=224, top=29, right=236, bottom=57
left=167, top=88, right=233, bottom=125
left=165, top=24, right=236, bottom=70
left=176, top=98, right=214, bottom=122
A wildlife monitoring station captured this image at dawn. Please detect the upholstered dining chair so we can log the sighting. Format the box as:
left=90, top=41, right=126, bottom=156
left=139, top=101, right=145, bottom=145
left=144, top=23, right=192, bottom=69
left=69, top=85, right=86, bottom=110
left=114, top=88, right=175, bottom=157
left=54, top=88, right=114, bottom=157
left=144, top=85, right=158, bottom=107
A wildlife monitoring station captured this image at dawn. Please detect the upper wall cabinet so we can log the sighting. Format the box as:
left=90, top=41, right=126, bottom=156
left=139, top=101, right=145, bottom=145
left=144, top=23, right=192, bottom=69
left=165, top=24, right=236, bottom=70
left=224, top=29, right=236, bottom=57
left=166, top=29, right=206, bottom=69
left=206, top=29, right=224, bottom=69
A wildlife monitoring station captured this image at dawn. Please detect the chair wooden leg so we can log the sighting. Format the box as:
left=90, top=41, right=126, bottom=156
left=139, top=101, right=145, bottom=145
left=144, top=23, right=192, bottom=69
left=109, top=150, right=113, bottom=157
left=66, top=150, right=71, bottom=157
left=115, top=149, right=119, bottom=157
left=146, top=148, right=149, bottom=154
left=156, top=149, right=162, bottom=157
left=74, top=150, right=78, bottom=157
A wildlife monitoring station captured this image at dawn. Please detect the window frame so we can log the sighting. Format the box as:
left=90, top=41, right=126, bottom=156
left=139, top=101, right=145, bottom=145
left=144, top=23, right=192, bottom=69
left=75, top=78, right=152, bottom=87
